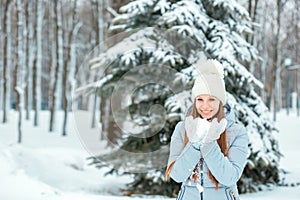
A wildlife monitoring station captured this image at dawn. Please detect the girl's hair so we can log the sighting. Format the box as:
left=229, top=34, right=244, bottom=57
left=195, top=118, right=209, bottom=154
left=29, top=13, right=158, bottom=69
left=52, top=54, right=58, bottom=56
left=165, top=102, right=228, bottom=190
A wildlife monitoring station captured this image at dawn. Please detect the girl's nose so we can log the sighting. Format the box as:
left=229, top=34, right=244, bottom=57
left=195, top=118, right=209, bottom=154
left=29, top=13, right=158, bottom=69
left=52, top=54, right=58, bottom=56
left=201, top=100, right=210, bottom=108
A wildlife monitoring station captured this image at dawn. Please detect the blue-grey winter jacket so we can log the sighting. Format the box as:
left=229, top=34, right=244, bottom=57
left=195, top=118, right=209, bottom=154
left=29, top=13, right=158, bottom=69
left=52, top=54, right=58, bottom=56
left=167, top=105, right=248, bottom=200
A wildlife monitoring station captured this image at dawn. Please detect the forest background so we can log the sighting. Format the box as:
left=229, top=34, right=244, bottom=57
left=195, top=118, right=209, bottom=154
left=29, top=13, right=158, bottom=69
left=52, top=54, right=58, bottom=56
left=1, top=0, right=300, bottom=197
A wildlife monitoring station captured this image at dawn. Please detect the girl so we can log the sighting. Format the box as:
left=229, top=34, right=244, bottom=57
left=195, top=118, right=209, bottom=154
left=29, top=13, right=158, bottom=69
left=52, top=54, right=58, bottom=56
left=165, top=60, right=248, bottom=200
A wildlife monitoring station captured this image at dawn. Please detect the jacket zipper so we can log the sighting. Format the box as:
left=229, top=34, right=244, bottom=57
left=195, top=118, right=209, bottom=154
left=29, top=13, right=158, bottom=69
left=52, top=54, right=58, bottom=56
left=199, top=157, right=204, bottom=200
left=230, top=190, right=236, bottom=200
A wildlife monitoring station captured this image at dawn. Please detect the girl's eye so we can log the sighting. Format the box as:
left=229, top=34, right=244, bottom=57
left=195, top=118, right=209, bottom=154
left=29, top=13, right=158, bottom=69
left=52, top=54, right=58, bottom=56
left=197, top=98, right=203, bottom=101
left=209, top=98, right=215, bottom=101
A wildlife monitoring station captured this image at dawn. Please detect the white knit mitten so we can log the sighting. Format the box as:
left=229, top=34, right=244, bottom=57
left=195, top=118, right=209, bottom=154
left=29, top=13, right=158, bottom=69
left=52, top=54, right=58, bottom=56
left=184, top=116, right=211, bottom=145
left=203, top=118, right=227, bottom=144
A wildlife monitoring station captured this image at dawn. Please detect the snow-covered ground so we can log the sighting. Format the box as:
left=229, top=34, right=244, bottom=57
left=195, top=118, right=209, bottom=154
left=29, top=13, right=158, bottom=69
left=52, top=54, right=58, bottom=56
left=1, top=110, right=300, bottom=200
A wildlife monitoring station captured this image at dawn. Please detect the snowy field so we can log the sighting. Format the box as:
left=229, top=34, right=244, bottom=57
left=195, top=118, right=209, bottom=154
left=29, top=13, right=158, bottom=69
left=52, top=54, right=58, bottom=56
left=1, top=110, right=300, bottom=200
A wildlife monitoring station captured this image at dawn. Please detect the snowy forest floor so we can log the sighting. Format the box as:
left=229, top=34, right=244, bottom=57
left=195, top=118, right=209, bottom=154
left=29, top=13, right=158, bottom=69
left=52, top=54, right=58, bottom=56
left=1, top=110, right=300, bottom=200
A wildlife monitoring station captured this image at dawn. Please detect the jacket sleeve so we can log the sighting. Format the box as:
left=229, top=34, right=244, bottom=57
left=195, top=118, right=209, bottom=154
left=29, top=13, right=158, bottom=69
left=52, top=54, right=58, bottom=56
left=200, top=124, right=249, bottom=186
left=167, top=121, right=201, bottom=183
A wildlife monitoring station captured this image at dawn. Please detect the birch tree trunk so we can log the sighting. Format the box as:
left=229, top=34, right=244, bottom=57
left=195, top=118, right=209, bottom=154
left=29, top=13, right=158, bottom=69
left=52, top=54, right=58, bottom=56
left=100, top=0, right=116, bottom=143
left=15, top=0, right=25, bottom=143
left=77, top=21, right=97, bottom=112
left=62, top=0, right=81, bottom=136
left=50, top=0, right=64, bottom=132
left=33, top=0, right=43, bottom=126
left=91, top=0, right=104, bottom=130
left=48, top=1, right=57, bottom=124
left=25, top=0, right=35, bottom=120
left=247, top=0, right=260, bottom=74
left=258, top=2, right=269, bottom=103
left=273, top=0, right=286, bottom=121
left=22, top=2, right=28, bottom=120
left=0, top=4, right=3, bottom=112
left=2, top=0, right=12, bottom=123
left=296, top=0, right=300, bottom=117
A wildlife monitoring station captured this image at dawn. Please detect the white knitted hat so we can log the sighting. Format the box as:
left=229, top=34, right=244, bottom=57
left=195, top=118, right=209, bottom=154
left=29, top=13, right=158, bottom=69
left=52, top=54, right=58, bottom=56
left=191, top=59, right=226, bottom=105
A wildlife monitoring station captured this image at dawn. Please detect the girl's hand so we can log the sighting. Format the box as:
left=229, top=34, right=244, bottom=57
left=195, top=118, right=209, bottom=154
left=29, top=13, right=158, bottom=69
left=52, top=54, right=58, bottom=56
left=184, top=116, right=211, bottom=143
left=203, top=118, right=227, bottom=143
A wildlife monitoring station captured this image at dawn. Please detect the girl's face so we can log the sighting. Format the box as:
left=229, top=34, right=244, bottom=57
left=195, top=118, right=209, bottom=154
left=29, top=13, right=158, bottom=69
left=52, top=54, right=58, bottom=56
left=195, top=94, right=220, bottom=119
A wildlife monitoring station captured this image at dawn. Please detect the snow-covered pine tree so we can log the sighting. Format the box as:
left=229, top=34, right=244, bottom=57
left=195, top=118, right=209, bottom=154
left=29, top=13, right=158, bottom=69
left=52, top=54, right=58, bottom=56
left=85, top=0, right=281, bottom=196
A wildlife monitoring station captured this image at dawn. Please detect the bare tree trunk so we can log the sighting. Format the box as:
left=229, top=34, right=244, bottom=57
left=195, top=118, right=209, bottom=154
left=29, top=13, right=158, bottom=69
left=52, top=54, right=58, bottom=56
left=0, top=4, right=3, bottom=113
left=25, top=0, right=35, bottom=120
left=33, top=0, right=43, bottom=126
left=2, top=0, right=12, bottom=123
left=22, top=1, right=28, bottom=120
left=257, top=2, right=269, bottom=104
left=76, top=15, right=99, bottom=111
left=294, top=0, right=300, bottom=116
left=91, top=0, right=105, bottom=130
left=102, top=0, right=120, bottom=144
left=273, top=0, right=284, bottom=121
left=91, top=93, right=100, bottom=129
left=62, top=0, right=81, bottom=136
left=48, top=1, right=57, bottom=125
left=15, top=0, right=25, bottom=143
left=246, top=0, right=260, bottom=74
left=50, top=0, right=64, bottom=132
left=101, top=96, right=110, bottom=142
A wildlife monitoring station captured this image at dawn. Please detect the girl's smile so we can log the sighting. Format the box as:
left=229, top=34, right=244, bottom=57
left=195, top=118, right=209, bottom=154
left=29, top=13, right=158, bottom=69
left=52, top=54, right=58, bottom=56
left=195, top=94, right=220, bottom=119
